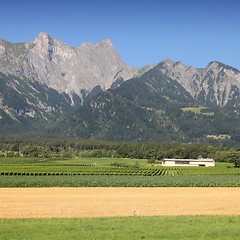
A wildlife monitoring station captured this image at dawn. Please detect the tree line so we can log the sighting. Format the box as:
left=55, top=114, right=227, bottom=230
left=0, top=137, right=239, bottom=166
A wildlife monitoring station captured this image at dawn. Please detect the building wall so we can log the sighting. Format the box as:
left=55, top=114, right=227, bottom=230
left=162, top=159, right=215, bottom=167
left=190, top=161, right=215, bottom=167
left=162, top=160, right=176, bottom=166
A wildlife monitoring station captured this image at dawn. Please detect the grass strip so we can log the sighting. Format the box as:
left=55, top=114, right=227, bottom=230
left=0, top=216, right=239, bottom=240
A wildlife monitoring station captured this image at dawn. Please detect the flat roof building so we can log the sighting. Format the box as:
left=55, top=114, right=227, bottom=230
left=162, top=158, right=215, bottom=167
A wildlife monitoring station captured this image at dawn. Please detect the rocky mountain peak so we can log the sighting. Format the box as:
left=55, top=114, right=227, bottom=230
left=160, top=58, right=175, bottom=67
left=0, top=32, right=137, bottom=99
left=158, top=59, right=190, bottom=72
left=1, top=33, right=240, bottom=109
left=34, top=31, right=51, bottom=40
left=101, top=38, right=113, bottom=47
left=78, top=42, right=94, bottom=48
left=207, top=61, right=221, bottom=68
left=206, top=61, right=240, bottom=74
left=156, top=59, right=240, bottom=107
left=33, top=32, right=55, bottom=48
left=77, top=38, right=113, bottom=50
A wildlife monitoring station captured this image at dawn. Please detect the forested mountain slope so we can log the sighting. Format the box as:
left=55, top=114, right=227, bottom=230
left=51, top=63, right=240, bottom=145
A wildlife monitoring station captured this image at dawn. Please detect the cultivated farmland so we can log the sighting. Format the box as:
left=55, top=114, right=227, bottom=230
left=0, top=157, right=239, bottom=187
left=1, top=187, right=240, bottom=218
left=0, top=156, right=239, bottom=239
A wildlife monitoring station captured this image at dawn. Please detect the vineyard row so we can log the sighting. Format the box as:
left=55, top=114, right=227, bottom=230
left=0, top=168, right=182, bottom=176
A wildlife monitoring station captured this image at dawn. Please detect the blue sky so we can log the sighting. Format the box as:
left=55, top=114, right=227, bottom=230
left=1, top=0, right=240, bottom=69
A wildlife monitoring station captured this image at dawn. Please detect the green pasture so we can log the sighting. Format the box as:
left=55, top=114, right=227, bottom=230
left=0, top=216, right=239, bottom=240
left=0, top=157, right=148, bottom=167
left=181, top=106, right=214, bottom=116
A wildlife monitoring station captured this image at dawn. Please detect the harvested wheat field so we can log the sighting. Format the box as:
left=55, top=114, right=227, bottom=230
left=0, top=187, right=240, bottom=218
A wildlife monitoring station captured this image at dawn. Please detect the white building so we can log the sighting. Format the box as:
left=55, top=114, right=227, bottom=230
left=162, top=158, right=215, bottom=167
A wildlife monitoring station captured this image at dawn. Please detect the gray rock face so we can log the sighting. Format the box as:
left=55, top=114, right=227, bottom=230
left=0, top=71, right=83, bottom=133
left=1, top=32, right=240, bottom=108
left=157, top=59, right=240, bottom=106
left=0, top=32, right=136, bottom=99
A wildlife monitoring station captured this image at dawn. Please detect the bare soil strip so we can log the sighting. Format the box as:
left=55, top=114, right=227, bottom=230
left=0, top=187, right=240, bottom=219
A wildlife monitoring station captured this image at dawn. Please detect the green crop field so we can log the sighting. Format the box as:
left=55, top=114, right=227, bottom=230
left=0, top=174, right=240, bottom=187
left=0, top=216, right=239, bottom=240
left=0, top=157, right=239, bottom=187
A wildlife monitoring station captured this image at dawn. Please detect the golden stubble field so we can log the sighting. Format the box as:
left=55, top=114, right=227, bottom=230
left=0, top=187, right=240, bottom=218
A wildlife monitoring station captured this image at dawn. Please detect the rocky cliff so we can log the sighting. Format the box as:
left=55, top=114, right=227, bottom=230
left=157, top=59, right=240, bottom=107
left=0, top=32, right=136, bottom=100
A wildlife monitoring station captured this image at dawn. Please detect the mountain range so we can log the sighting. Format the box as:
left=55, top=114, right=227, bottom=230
left=0, top=33, right=240, bottom=145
